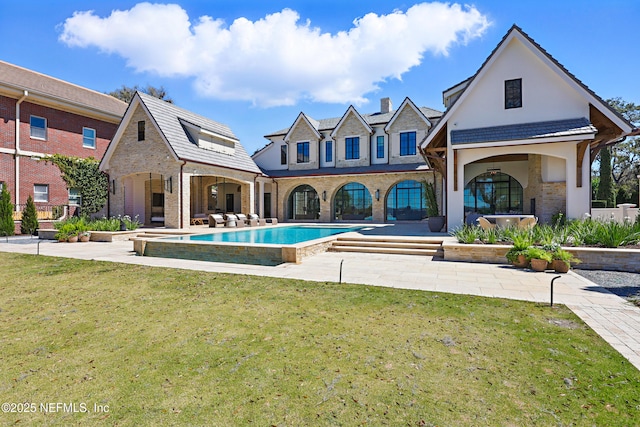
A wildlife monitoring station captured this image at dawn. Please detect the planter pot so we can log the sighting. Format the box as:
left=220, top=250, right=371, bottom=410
left=427, top=216, right=445, bottom=233
left=79, top=234, right=90, bottom=242
left=513, top=254, right=528, bottom=268
left=553, top=259, right=570, bottom=273
left=530, top=258, right=548, bottom=272
left=67, top=235, right=78, bottom=243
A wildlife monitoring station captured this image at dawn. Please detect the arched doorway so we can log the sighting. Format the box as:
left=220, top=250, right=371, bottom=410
left=464, top=172, right=523, bottom=214
left=333, top=182, right=372, bottom=221
left=287, top=185, right=320, bottom=220
left=386, top=180, right=427, bottom=221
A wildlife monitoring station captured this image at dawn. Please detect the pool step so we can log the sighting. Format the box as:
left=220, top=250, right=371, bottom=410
left=329, top=237, right=443, bottom=257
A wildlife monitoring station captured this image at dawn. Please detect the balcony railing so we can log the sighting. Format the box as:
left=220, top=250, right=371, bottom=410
left=12, top=204, right=68, bottom=221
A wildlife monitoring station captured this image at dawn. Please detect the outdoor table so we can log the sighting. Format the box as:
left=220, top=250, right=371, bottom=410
left=482, top=214, right=535, bottom=228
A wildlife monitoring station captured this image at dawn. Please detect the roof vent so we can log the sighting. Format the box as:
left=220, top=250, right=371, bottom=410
left=380, top=97, right=392, bottom=114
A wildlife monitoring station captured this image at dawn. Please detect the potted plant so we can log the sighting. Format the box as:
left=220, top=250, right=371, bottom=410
left=424, top=180, right=445, bottom=232
left=525, top=246, right=552, bottom=272
left=505, top=231, right=533, bottom=268
left=552, top=248, right=579, bottom=273
left=505, top=246, right=529, bottom=268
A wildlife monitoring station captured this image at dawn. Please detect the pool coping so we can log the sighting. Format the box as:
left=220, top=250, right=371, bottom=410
left=133, top=224, right=372, bottom=265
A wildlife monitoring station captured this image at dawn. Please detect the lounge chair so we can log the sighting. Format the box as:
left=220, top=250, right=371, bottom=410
left=208, top=213, right=226, bottom=228
left=247, top=213, right=260, bottom=226
left=477, top=217, right=496, bottom=230
left=225, top=214, right=241, bottom=228
left=236, top=213, right=250, bottom=226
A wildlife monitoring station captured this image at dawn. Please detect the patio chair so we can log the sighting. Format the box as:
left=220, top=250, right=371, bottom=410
left=518, top=217, right=537, bottom=229
left=208, top=213, right=226, bottom=228
left=477, top=217, right=496, bottom=230
left=247, top=213, right=260, bottom=226
left=225, top=214, right=240, bottom=227
left=236, top=213, right=250, bottom=226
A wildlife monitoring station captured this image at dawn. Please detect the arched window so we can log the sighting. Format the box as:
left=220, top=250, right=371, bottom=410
left=334, top=182, right=372, bottom=221
left=386, top=180, right=427, bottom=221
left=287, top=185, right=319, bottom=220
left=464, top=172, right=523, bottom=214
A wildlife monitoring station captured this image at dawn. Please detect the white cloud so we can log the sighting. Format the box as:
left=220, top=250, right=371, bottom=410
left=59, top=2, right=490, bottom=107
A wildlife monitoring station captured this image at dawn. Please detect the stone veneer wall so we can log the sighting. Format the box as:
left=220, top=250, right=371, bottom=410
left=334, top=112, right=370, bottom=168
left=443, top=243, right=640, bottom=273
left=275, top=172, right=442, bottom=222
left=386, top=105, right=429, bottom=165
left=287, top=122, right=320, bottom=171
left=523, top=154, right=566, bottom=224
left=106, top=106, right=181, bottom=227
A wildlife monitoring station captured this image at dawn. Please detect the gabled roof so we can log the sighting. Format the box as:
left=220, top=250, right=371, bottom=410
left=101, top=92, right=261, bottom=174
left=451, top=118, right=597, bottom=146
left=0, top=60, right=127, bottom=122
left=384, top=97, right=432, bottom=132
left=420, top=25, right=636, bottom=152
left=283, top=112, right=322, bottom=142
left=330, top=105, right=373, bottom=138
left=263, top=102, right=442, bottom=139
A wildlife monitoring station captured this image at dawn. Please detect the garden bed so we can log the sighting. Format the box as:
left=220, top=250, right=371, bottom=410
left=443, top=242, right=640, bottom=273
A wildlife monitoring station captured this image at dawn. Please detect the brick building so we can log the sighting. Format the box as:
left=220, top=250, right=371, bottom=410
left=0, top=60, right=127, bottom=232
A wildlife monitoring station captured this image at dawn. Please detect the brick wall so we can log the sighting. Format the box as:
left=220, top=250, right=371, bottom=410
left=0, top=95, right=119, bottom=214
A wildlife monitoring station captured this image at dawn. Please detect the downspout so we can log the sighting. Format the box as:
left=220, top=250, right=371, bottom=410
left=274, top=179, right=279, bottom=219
left=179, top=160, right=186, bottom=228
left=15, top=90, right=28, bottom=210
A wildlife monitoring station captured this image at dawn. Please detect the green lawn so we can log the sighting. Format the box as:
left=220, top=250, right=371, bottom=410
left=0, top=253, right=638, bottom=426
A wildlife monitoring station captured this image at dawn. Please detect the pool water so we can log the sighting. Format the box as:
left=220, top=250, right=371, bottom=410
left=170, top=225, right=362, bottom=245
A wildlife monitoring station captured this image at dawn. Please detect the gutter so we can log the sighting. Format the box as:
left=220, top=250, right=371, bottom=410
left=15, top=90, right=28, bottom=209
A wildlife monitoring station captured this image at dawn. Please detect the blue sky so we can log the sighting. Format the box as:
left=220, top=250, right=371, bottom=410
left=1, top=1, right=638, bottom=155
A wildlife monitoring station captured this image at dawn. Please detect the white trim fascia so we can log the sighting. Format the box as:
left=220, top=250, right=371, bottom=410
left=284, top=112, right=321, bottom=143
left=330, top=106, right=373, bottom=139
left=451, top=133, right=595, bottom=150
left=384, top=97, right=432, bottom=132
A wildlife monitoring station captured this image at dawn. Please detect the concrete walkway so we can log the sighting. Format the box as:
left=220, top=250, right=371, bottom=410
left=2, top=235, right=639, bottom=370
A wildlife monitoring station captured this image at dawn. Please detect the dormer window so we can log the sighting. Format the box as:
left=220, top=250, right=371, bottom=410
left=505, top=78, right=522, bottom=109
left=179, top=118, right=236, bottom=155
left=297, top=142, right=309, bottom=163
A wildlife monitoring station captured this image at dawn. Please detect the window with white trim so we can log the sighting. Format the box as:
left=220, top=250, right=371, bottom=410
left=345, top=137, right=360, bottom=160
left=82, top=127, right=96, bottom=148
left=325, top=140, right=333, bottom=162
left=400, top=132, right=416, bottom=156
left=34, top=184, right=49, bottom=202
left=297, top=142, right=310, bottom=163
left=69, top=188, right=81, bottom=206
left=30, top=116, right=47, bottom=140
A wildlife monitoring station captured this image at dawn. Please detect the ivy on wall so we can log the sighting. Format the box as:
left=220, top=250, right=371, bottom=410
left=43, top=155, right=108, bottom=216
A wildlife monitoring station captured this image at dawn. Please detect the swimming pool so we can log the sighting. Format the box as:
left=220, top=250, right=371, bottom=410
left=138, top=225, right=365, bottom=266
left=169, top=225, right=363, bottom=245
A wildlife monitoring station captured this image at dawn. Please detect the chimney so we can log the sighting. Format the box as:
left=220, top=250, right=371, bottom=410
left=380, top=97, right=392, bottom=114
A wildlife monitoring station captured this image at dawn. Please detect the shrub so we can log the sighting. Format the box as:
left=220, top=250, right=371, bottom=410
left=450, top=225, right=482, bottom=244
left=525, top=246, right=553, bottom=263
left=0, top=186, right=14, bottom=237
left=20, top=195, right=39, bottom=235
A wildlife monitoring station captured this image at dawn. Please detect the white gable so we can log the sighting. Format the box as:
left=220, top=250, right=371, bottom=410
left=449, top=35, right=587, bottom=132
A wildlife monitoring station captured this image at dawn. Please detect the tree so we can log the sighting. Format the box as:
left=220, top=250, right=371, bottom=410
left=20, top=194, right=39, bottom=235
left=108, top=84, right=173, bottom=103
left=43, top=155, right=108, bottom=216
left=605, top=97, right=640, bottom=204
left=596, top=147, right=614, bottom=207
left=0, top=185, right=14, bottom=237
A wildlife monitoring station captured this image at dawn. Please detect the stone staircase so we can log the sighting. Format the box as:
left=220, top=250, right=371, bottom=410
left=329, top=236, right=444, bottom=257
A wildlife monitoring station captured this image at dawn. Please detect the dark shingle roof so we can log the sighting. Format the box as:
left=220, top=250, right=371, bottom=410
left=139, top=92, right=262, bottom=173
left=0, top=60, right=127, bottom=119
left=264, top=106, right=442, bottom=138
left=451, top=118, right=597, bottom=145
left=262, top=162, right=429, bottom=178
